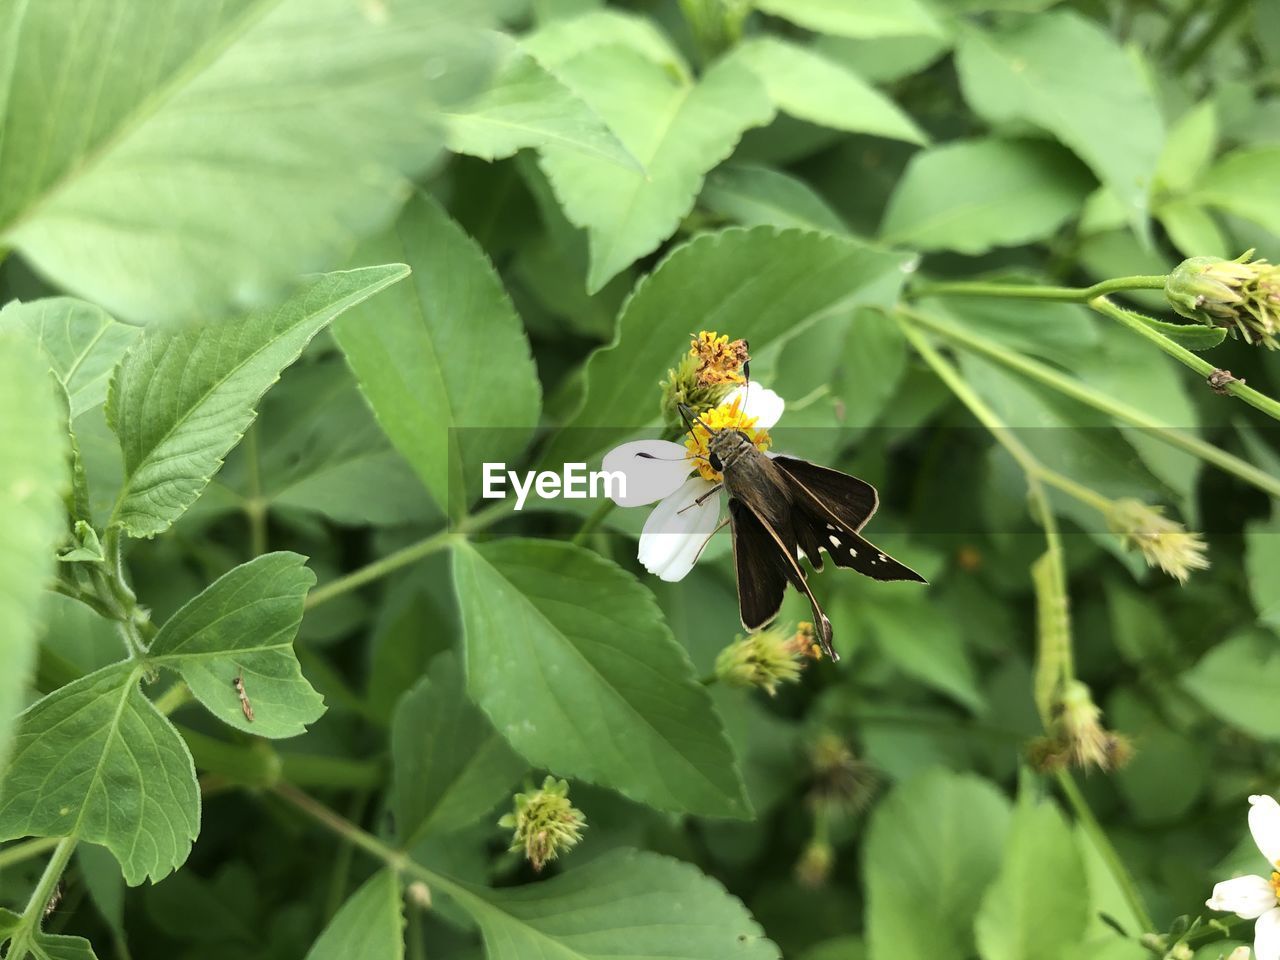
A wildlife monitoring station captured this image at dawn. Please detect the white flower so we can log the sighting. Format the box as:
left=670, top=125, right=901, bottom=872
left=602, top=383, right=784, bottom=582
left=1206, top=795, right=1280, bottom=960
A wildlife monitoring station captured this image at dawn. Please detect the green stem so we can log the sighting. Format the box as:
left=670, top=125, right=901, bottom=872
left=270, top=784, right=516, bottom=933
left=897, top=306, right=1280, bottom=499
left=324, top=792, right=369, bottom=921
left=1088, top=296, right=1280, bottom=422
left=1028, top=478, right=1073, bottom=723
left=570, top=499, right=617, bottom=547
left=908, top=274, right=1168, bottom=303
left=304, top=500, right=516, bottom=611
left=1056, top=771, right=1155, bottom=935
left=274, top=782, right=408, bottom=872
left=5, top=838, right=77, bottom=955
left=304, top=531, right=458, bottom=611
left=151, top=682, right=192, bottom=717
left=894, top=315, right=1115, bottom=516
left=1174, top=0, right=1250, bottom=72
left=281, top=753, right=385, bottom=790
left=0, top=837, right=61, bottom=872
left=244, top=424, right=267, bottom=557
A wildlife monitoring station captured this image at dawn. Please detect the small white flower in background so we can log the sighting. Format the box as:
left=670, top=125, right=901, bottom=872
left=1206, top=794, right=1280, bottom=960
left=602, top=381, right=784, bottom=582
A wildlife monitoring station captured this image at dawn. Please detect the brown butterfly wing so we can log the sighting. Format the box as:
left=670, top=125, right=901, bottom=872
left=728, top=497, right=789, bottom=631
left=775, top=456, right=926, bottom=584
left=728, top=497, right=838, bottom=660
left=772, top=456, right=878, bottom=531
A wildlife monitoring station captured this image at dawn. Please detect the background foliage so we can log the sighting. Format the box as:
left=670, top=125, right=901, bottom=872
left=1, top=0, right=1278, bottom=958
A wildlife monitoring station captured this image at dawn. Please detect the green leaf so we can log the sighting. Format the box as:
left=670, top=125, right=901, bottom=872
left=147, top=552, right=323, bottom=739
left=700, top=163, right=847, bottom=233
left=106, top=265, right=407, bottom=538
left=1182, top=629, right=1280, bottom=740
left=1109, top=689, right=1206, bottom=824
left=881, top=139, right=1092, bottom=252
left=955, top=12, right=1163, bottom=235
left=445, top=39, right=639, bottom=170
left=813, top=33, right=950, bottom=84
left=0, top=0, right=493, bottom=325
left=441, top=849, right=779, bottom=959
left=523, top=10, right=688, bottom=76
left=452, top=539, right=750, bottom=818
left=864, top=599, right=985, bottom=712
left=220, top=359, right=437, bottom=528
left=535, top=47, right=773, bottom=292
left=392, top=652, right=526, bottom=845
left=333, top=195, right=540, bottom=517
left=0, top=299, right=138, bottom=418
left=1192, top=145, right=1280, bottom=236
left=1129, top=310, right=1227, bottom=351
left=547, top=227, right=911, bottom=466
left=921, top=295, right=1099, bottom=363
left=730, top=37, right=926, bottom=144
left=29, top=932, right=99, bottom=960
left=754, top=0, right=943, bottom=38
left=1157, top=199, right=1230, bottom=260
left=865, top=770, right=1011, bottom=960
left=0, top=334, right=68, bottom=772
left=1246, top=516, right=1280, bottom=629
left=835, top=309, right=909, bottom=433
left=304, top=871, right=403, bottom=960
left=0, top=664, right=200, bottom=885
left=975, top=790, right=1088, bottom=960
left=1155, top=102, right=1218, bottom=195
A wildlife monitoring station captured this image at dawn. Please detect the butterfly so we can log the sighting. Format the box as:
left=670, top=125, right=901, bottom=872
left=679, top=403, right=926, bottom=662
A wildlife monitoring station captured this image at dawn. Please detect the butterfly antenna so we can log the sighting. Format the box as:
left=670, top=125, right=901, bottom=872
left=676, top=403, right=714, bottom=434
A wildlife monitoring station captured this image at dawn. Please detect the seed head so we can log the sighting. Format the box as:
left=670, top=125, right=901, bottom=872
left=659, top=331, right=749, bottom=428
left=1031, top=681, right=1133, bottom=773
left=498, top=776, right=586, bottom=872
left=1107, top=498, right=1210, bottom=584
left=714, top=624, right=819, bottom=696
left=807, top=733, right=879, bottom=815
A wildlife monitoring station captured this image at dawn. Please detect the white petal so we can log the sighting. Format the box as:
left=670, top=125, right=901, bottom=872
left=601, top=440, right=693, bottom=507
left=1206, top=875, right=1278, bottom=920
left=1251, top=795, right=1280, bottom=868
left=726, top=383, right=784, bottom=429
left=637, top=478, right=722, bottom=582
left=1257, top=906, right=1280, bottom=960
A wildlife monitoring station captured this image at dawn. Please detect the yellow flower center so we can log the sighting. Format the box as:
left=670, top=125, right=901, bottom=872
left=690, top=330, right=748, bottom=386
left=684, top=395, right=771, bottom=482
left=1272, top=872, right=1280, bottom=900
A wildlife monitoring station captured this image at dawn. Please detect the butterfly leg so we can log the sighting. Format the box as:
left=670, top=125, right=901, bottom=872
left=677, top=483, right=722, bottom=515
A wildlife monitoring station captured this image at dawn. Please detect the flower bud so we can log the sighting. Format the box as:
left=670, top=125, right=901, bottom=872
left=498, top=776, right=586, bottom=872
left=405, top=881, right=432, bottom=910
left=795, top=840, right=834, bottom=888
left=1165, top=250, right=1280, bottom=349
left=714, top=624, right=817, bottom=696
left=1107, top=498, right=1210, bottom=584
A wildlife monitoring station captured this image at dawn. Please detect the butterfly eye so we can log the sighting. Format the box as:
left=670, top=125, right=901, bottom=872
left=708, top=451, right=723, bottom=472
